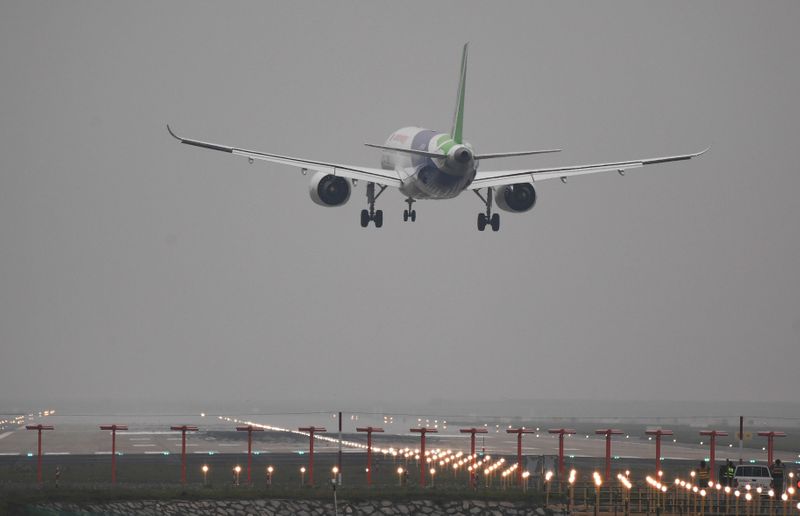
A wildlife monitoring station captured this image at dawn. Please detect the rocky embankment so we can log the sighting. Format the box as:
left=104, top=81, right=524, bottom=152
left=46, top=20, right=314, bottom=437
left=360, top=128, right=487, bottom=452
left=30, top=499, right=568, bottom=515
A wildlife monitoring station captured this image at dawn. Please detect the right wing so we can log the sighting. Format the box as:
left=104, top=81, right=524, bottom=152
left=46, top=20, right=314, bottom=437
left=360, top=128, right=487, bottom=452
left=167, top=125, right=402, bottom=188
left=469, top=148, right=709, bottom=189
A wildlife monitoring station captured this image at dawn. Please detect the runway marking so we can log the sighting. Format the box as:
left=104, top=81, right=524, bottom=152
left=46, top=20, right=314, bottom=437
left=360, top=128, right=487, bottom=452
left=45, top=452, right=70, bottom=455
left=194, top=451, right=216, bottom=454
left=129, top=437, right=152, bottom=441
left=133, top=444, right=156, bottom=447
left=94, top=452, right=112, bottom=455
left=219, top=443, right=242, bottom=447
left=0, top=432, right=13, bottom=440
left=144, top=451, right=168, bottom=455
left=174, top=443, right=197, bottom=446
left=0, top=452, right=20, bottom=456
left=167, top=438, right=181, bottom=441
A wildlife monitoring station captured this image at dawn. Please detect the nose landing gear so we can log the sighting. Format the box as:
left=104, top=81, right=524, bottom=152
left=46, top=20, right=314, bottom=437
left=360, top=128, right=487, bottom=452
left=402, top=197, right=417, bottom=222
left=474, top=188, right=500, bottom=231
left=360, top=182, right=387, bottom=228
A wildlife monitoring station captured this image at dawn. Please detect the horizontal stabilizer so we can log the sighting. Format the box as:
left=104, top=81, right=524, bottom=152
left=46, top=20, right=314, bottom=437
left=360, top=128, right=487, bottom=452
left=474, top=149, right=562, bottom=160
left=364, top=143, right=447, bottom=159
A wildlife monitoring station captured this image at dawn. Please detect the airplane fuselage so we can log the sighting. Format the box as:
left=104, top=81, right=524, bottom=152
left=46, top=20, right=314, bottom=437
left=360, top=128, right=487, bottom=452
left=381, top=127, right=477, bottom=200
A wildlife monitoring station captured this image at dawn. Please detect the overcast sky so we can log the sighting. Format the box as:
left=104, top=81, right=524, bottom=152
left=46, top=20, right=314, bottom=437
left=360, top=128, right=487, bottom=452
left=1, top=1, right=798, bottom=410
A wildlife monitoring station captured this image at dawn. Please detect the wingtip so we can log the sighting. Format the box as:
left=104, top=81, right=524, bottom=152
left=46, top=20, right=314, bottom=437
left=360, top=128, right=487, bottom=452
left=166, top=124, right=181, bottom=141
left=694, top=145, right=711, bottom=157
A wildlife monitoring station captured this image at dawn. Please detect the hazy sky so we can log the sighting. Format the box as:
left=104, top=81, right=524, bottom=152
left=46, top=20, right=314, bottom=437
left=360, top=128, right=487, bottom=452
left=1, top=1, right=799, bottom=409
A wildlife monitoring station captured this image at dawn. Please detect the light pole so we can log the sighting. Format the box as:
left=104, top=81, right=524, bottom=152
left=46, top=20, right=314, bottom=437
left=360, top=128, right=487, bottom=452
left=170, top=425, right=198, bottom=485
left=410, top=427, right=437, bottom=487
left=460, top=427, right=488, bottom=489
left=699, top=430, right=728, bottom=484
left=300, top=466, right=306, bottom=487
left=595, top=429, right=623, bottom=480
left=506, top=428, right=535, bottom=486
left=202, top=464, right=209, bottom=487
left=568, top=469, right=577, bottom=513
left=266, top=465, right=273, bottom=487
left=548, top=428, right=577, bottom=480
left=99, top=424, right=127, bottom=484
left=430, top=468, right=436, bottom=488
left=25, top=424, right=54, bottom=485
left=594, top=471, right=603, bottom=516
left=236, top=425, right=264, bottom=485
left=757, top=431, right=786, bottom=466
left=298, top=426, right=326, bottom=487
left=233, top=465, right=241, bottom=486
left=356, top=426, right=384, bottom=486
left=646, top=429, right=673, bottom=477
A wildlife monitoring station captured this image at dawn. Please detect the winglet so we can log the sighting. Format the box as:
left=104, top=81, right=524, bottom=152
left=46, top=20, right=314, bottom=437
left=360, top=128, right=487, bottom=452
left=451, top=43, right=469, bottom=144
left=166, top=124, right=182, bottom=141
left=693, top=146, right=711, bottom=157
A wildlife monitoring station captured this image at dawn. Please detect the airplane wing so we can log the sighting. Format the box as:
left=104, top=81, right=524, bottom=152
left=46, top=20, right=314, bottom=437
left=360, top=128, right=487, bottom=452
left=167, top=125, right=403, bottom=188
left=469, top=148, right=709, bottom=190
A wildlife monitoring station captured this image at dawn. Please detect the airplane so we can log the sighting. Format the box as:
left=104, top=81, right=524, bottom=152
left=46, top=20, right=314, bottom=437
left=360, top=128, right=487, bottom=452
left=167, top=43, right=707, bottom=232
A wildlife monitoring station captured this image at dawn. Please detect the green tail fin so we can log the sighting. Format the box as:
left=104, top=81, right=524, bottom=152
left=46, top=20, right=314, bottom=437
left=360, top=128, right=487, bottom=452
left=451, top=43, right=469, bottom=144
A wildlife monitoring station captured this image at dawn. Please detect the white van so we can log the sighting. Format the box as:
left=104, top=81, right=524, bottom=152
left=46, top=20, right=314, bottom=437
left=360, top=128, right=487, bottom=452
left=732, top=465, right=773, bottom=490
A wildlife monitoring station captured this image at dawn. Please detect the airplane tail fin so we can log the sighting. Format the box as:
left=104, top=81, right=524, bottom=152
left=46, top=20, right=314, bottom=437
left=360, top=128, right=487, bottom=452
left=451, top=43, right=469, bottom=144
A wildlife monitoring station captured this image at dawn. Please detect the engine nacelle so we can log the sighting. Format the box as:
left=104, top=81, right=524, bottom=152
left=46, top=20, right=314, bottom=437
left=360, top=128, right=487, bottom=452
left=494, top=183, right=537, bottom=213
left=309, top=172, right=351, bottom=207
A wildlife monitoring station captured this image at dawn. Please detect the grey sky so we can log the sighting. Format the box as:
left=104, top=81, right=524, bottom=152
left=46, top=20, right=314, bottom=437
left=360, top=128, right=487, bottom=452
left=1, top=1, right=798, bottom=409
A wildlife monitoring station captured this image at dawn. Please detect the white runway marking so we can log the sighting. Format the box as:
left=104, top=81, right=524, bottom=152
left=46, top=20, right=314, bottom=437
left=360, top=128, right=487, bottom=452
left=94, top=452, right=112, bottom=455
left=0, top=432, right=13, bottom=440
left=219, top=443, right=242, bottom=447
left=144, top=451, right=167, bottom=454
left=194, top=451, right=216, bottom=454
left=0, top=452, right=20, bottom=456
left=174, top=443, right=197, bottom=446
left=133, top=444, right=156, bottom=447
left=45, top=452, right=70, bottom=455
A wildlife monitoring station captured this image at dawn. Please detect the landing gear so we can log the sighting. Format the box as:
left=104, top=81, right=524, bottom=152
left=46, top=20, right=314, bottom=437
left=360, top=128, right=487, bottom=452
left=402, top=198, right=417, bottom=222
left=360, top=182, right=387, bottom=228
left=474, top=188, right=500, bottom=232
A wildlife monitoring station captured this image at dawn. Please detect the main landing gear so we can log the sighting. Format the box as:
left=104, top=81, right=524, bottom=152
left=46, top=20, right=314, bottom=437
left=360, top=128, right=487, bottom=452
left=360, top=182, right=387, bottom=228
left=474, top=188, right=500, bottom=232
left=403, top=197, right=417, bottom=222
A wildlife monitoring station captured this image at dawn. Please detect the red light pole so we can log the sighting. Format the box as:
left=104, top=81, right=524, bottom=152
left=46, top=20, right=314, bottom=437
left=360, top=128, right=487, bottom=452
left=99, top=424, right=128, bottom=484
left=507, top=428, right=535, bottom=486
left=757, top=431, right=786, bottom=466
left=411, top=427, right=437, bottom=487
left=460, top=427, right=488, bottom=488
left=548, top=428, right=577, bottom=478
left=170, top=425, right=198, bottom=485
left=356, top=426, right=384, bottom=485
left=645, top=429, right=673, bottom=475
left=595, top=429, right=623, bottom=480
left=25, top=424, right=54, bottom=484
left=700, top=430, right=728, bottom=483
left=298, top=426, right=326, bottom=486
left=236, top=425, right=264, bottom=485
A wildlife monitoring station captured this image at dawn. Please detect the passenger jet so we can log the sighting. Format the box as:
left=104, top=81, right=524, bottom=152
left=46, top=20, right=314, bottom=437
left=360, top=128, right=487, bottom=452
left=168, top=44, right=707, bottom=231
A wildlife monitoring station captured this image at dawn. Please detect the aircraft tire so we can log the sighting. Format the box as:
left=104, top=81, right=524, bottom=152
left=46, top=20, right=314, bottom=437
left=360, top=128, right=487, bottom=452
left=410, top=210, right=416, bottom=222
left=374, top=210, right=384, bottom=228
left=491, top=213, right=500, bottom=232
left=403, top=210, right=409, bottom=222
left=477, top=213, right=487, bottom=231
left=360, top=209, right=370, bottom=228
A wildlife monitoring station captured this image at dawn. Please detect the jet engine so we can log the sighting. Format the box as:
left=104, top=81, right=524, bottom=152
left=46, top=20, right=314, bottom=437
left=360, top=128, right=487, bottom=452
left=494, top=183, right=536, bottom=213
left=309, top=172, right=351, bottom=207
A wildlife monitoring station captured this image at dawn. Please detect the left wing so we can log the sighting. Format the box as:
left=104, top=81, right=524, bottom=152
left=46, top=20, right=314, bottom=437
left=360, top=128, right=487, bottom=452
left=167, top=125, right=402, bottom=188
left=469, top=148, right=709, bottom=189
